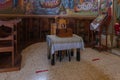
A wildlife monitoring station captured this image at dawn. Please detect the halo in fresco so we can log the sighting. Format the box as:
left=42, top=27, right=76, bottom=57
left=39, top=0, right=61, bottom=8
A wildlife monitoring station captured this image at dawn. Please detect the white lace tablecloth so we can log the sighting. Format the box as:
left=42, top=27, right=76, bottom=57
left=46, top=34, right=84, bottom=54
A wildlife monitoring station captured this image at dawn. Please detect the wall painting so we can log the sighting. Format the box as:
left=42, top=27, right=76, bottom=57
left=0, top=0, right=103, bottom=16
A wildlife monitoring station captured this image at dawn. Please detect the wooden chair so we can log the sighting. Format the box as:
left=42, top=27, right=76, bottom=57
left=90, top=14, right=111, bottom=51
left=56, top=18, right=73, bottom=37
left=0, top=24, right=16, bottom=67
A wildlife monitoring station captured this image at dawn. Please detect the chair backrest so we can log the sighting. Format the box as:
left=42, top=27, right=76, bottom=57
left=0, top=19, right=21, bottom=40
left=0, top=25, right=14, bottom=39
left=0, top=20, right=17, bottom=53
left=57, top=18, right=67, bottom=29
left=0, top=19, right=21, bottom=67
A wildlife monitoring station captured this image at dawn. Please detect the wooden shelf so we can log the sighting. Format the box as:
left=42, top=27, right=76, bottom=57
left=0, top=14, right=96, bottom=19
left=0, top=20, right=21, bottom=72
left=0, top=53, right=21, bottom=72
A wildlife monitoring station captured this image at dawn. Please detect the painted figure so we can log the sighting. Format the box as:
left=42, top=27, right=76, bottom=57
left=62, top=0, right=69, bottom=8
left=19, top=0, right=24, bottom=10
left=13, top=0, right=18, bottom=8
left=25, top=1, right=33, bottom=14
left=117, top=0, right=120, bottom=20
left=69, top=0, right=74, bottom=9
left=80, top=0, right=84, bottom=4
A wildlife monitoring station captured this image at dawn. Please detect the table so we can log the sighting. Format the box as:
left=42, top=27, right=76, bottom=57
left=46, top=34, right=84, bottom=65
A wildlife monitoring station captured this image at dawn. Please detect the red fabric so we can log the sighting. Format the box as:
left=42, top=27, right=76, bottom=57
left=36, top=70, right=48, bottom=73
left=107, top=7, right=111, bottom=16
left=92, top=58, right=100, bottom=61
left=114, top=23, right=120, bottom=35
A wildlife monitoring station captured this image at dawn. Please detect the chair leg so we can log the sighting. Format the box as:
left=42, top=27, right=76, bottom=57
left=65, top=50, right=68, bottom=57
left=76, top=49, right=80, bottom=61
left=12, top=52, right=14, bottom=67
left=47, top=50, right=51, bottom=59
left=58, top=51, right=62, bottom=62
left=51, top=54, right=55, bottom=65
left=68, top=50, right=71, bottom=61
left=71, top=49, right=74, bottom=56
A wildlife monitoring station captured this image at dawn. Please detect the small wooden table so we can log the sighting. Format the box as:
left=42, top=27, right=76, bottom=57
left=46, top=34, right=84, bottom=65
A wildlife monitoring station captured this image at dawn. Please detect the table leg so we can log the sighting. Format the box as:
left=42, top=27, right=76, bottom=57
left=65, top=50, right=68, bottom=57
left=71, top=49, right=74, bottom=56
left=47, top=49, right=51, bottom=59
left=48, top=53, right=51, bottom=59
left=58, top=51, right=62, bottom=62
left=76, top=48, right=80, bottom=61
left=51, top=54, right=55, bottom=65
left=68, top=50, right=71, bottom=61
left=47, top=45, right=51, bottom=59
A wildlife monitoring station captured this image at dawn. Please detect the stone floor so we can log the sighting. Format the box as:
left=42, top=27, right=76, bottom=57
left=0, top=42, right=120, bottom=80
left=112, top=48, right=120, bottom=56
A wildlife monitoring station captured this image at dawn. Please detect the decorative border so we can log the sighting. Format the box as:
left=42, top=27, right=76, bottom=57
left=0, top=0, right=100, bottom=16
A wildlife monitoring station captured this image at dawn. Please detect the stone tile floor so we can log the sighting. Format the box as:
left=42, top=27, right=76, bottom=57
left=112, top=48, right=120, bottom=56
left=0, top=42, right=120, bottom=80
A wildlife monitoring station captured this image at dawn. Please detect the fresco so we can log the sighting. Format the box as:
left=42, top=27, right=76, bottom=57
left=25, top=0, right=99, bottom=15
left=0, top=0, right=12, bottom=13
left=0, top=0, right=25, bottom=14
left=73, top=0, right=98, bottom=15
left=100, top=0, right=112, bottom=14
left=0, top=0, right=103, bottom=16
left=114, top=0, right=120, bottom=21
left=29, top=0, right=74, bottom=15
left=100, top=0, right=109, bottom=13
